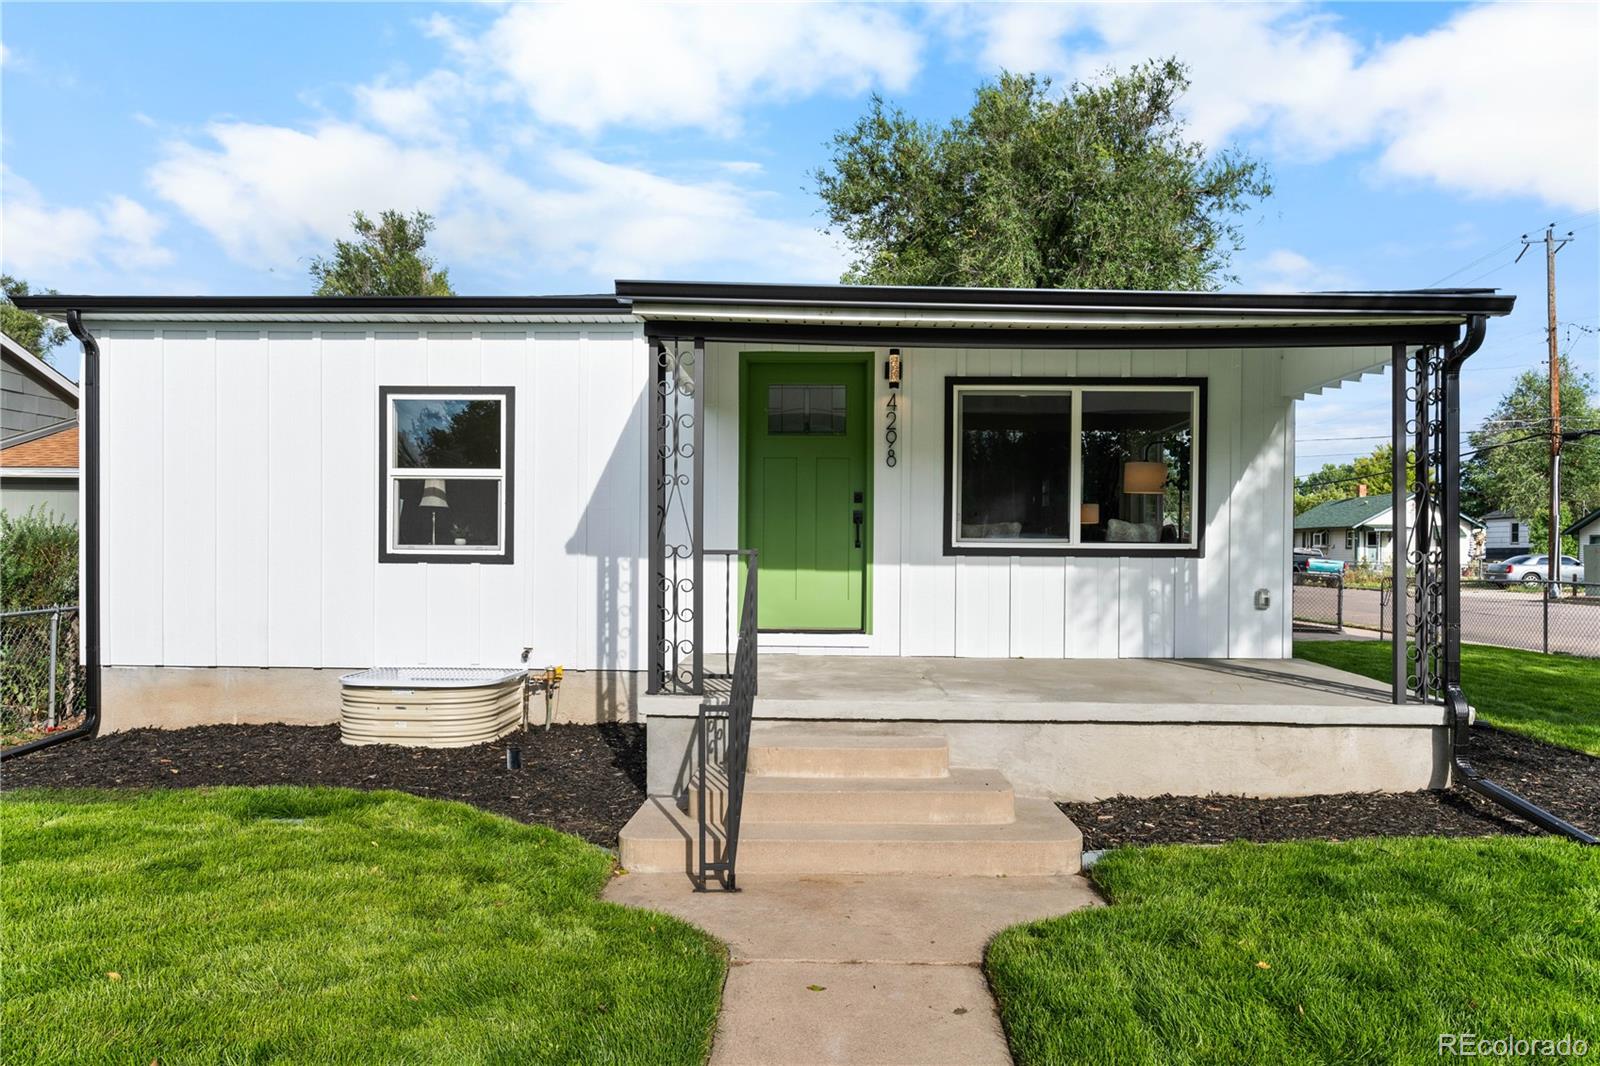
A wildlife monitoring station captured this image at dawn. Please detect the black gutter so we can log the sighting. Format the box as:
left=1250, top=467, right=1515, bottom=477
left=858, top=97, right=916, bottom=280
left=9, top=294, right=632, bottom=315
left=1440, top=316, right=1595, bottom=844
left=642, top=320, right=1462, bottom=350
left=617, top=279, right=1517, bottom=317
left=1, top=312, right=101, bottom=762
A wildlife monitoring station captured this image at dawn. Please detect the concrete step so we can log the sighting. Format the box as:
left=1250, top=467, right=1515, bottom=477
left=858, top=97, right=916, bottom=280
left=619, top=797, right=1081, bottom=877
left=688, top=768, right=1017, bottom=825
left=747, top=733, right=950, bottom=779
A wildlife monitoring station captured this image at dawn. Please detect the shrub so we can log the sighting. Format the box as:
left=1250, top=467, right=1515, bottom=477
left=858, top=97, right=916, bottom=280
left=1, top=507, right=78, bottom=611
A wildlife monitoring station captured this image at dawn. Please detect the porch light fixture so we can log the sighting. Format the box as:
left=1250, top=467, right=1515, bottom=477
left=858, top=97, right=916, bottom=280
left=884, top=349, right=902, bottom=389
left=420, top=478, right=449, bottom=544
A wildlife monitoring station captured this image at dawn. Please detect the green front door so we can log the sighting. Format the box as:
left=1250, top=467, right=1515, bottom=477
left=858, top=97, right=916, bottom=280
left=743, top=358, right=870, bottom=632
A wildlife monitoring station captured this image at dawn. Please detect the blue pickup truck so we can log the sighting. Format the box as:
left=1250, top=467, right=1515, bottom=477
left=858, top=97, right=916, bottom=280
left=1293, top=548, right=1346, bottom=575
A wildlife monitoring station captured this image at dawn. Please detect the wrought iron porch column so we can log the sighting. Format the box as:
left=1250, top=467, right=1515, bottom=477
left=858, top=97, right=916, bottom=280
left=692, top=337, right=705, bottom=693
left=648, top=334, right=663, bottom=695
left=647, top=335, right=706, bottom=695
left=1390, top=343, right=1407, bottom=704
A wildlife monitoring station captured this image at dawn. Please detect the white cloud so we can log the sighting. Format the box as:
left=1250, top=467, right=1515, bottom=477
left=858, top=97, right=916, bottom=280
left=147, top=122, right=463, bottom=266
left=431, top=2, right=923, bottom=134
left=143, top=120, right=844, bottom=283
left=1244, top=248, right=1353, bottom=294
left=355, top=70, right=472, bottom=137
left=956, top=1, right=1599, bottom=211
left=1, top=171, right=171, bottom=277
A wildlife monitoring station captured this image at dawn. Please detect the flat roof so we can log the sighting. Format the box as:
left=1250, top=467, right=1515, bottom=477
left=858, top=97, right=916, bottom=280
left=11, top=281, right=1515, bottom=319
left=11, top=281, right=1512, bottom=349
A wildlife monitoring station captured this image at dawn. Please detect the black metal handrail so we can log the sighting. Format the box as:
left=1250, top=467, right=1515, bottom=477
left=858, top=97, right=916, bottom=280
left=696, top=548, right=758, bottom=890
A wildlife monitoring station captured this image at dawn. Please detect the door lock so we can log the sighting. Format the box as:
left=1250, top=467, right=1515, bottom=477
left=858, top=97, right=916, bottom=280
left=852, top=509, right=864, bottom=548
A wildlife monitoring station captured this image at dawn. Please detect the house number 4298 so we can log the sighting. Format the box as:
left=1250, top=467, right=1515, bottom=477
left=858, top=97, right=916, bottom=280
left=884, top=392, right=898, bottom=468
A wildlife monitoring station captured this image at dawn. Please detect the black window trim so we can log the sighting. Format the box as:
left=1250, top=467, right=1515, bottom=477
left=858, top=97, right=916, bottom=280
left=378, top=384, right=516, bottom=565
left=943, top=375, right=1207, bottom=559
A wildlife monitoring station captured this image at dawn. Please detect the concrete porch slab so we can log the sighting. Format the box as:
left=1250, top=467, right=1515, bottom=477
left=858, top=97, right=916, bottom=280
left=643, top=655, right=1442, bottom=727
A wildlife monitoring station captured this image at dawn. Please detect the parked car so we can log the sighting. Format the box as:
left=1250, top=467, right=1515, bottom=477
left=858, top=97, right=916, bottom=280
left=1483, top=554, right=1581, bottom=585
left=1293, top=548, right=1346, bottom=575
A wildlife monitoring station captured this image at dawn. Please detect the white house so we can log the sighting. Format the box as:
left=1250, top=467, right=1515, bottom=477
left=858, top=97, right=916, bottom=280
left=1481, top=510, right=1531, bottom=562
left=13, top=283, right=1514, bottom=822
left=1294, top=491, right=1480, bottom=569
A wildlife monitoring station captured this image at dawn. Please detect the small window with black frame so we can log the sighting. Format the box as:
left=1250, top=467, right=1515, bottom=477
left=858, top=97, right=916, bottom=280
left=1079, top=389, right=1194, bottom=546
left=380, top=387, right=514, bottom=563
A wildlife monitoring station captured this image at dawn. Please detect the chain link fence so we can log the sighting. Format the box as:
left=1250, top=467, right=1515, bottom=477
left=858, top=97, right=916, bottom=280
left=1293, top=576, right=1600, bottom=658
left=1291, top=573, right=1345, bottom=632
left=1, top=605, right=85, bottom=740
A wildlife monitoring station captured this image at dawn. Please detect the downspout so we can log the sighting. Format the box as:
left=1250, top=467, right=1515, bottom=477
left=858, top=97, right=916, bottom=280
left=1441, top=315, right=1596, bottom=844
left=1, top=311, right=101, bottom=761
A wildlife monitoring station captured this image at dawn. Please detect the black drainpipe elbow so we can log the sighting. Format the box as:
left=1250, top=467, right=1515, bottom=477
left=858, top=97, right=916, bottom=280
left=1, top=311, right=101, bottom=762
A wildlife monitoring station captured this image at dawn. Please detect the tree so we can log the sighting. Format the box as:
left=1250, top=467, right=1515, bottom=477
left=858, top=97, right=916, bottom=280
left=1295, top=444, right=1414, bottom=515
left=1463, top=356, right=1600, bottom=555
left=309, top=210, right=455, bottom=296
left=813, top=60, right=1271, bottom=289
left=2, top=276, right=70, bottom=364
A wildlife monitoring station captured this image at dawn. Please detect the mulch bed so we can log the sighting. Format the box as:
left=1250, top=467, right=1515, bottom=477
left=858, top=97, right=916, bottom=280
left=1, top=723, right=644, bottom=849
left=1063, top=725, right=1600, bottom=850
left=7, top=722, right=1594, bottom=853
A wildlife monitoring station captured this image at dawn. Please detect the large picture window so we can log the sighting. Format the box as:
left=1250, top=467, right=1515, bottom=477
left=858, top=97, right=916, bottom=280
left=945, top=378, right=1203, bottom=556
left=379, top=386, right=514, bottom=564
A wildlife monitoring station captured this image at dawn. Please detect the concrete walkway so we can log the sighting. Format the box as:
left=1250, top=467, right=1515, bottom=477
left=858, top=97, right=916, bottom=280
left=604, top=872, right=1100, bottom=1065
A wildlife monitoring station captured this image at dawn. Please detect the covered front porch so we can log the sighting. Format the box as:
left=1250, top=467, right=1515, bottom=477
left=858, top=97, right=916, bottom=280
left=642, top=653, right=1450, bottom=801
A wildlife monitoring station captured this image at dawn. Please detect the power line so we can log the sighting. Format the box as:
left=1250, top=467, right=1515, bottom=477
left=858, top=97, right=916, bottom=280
left=1295, top=428, right=1600, bottom=487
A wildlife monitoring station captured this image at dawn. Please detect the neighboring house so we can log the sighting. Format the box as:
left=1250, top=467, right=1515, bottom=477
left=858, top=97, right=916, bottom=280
left=1294, top=491, right=1480, bottom=569
left=0, top=421, right=79, bottom=523
left=1480, top=510, right=1530, bottom=561
left=13, top=283, right=1512, bottom=812
left=1, top=331, right=79, bottom=522
left=1565, top=507, right=1600, bottom=583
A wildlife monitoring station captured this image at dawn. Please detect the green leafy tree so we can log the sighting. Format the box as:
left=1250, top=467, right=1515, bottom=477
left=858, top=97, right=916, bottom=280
left=1463, top=355, right=1600, bottom=556
left=2, top=276, right=70, bottom=364
left=1295, top=444, right=1415, bottom=515
left=814, top=60, right=1271, bottom=289
left=309, top=210, right=455, bottom=296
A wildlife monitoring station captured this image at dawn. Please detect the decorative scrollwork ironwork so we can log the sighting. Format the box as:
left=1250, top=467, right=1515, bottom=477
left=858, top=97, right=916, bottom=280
left=650, top=338, right=704, bottom=694
left=1408, top=345, right=1449, bottom=702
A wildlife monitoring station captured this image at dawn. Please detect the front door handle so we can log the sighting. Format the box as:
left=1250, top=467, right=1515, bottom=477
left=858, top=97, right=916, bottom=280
left=853, top=509, right=864, bottom=548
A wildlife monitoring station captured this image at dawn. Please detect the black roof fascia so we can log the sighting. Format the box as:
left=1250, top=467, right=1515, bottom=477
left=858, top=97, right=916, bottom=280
left=645, top=320, right=1463, bottom=350
left=616, top=279, right=1516, bottom=317
left=9, top=294, right=632, bottom=315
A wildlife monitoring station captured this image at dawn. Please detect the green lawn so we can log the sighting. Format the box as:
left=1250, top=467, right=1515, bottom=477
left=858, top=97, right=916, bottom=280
left=988, top=838, right=1600, bottom=1066
left=1295, top=639, right=1600, bottom=756
left=2, top=787, right=725, bottom=1065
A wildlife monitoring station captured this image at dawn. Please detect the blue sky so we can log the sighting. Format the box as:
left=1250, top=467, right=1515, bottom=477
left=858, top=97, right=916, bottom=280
left=3, top=2, right=1596, bottom=476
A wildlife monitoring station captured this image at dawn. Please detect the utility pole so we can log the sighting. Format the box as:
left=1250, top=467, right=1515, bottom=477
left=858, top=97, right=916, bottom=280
left=1517, top=224, right=1574, bottom=586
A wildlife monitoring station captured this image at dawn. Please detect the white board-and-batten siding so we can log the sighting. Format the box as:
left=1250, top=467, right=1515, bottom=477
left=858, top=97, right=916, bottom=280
left=96, top=323, right=1368, bottom=672
left=700, top=342, right=1321, bottom=660
left=95, top=325, right=648, bottom=672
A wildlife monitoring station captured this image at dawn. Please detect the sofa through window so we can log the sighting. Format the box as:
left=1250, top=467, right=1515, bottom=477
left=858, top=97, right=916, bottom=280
left=379, top=387, right=515, bottom=564
left=946, top=379, right=1201, bottom=555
